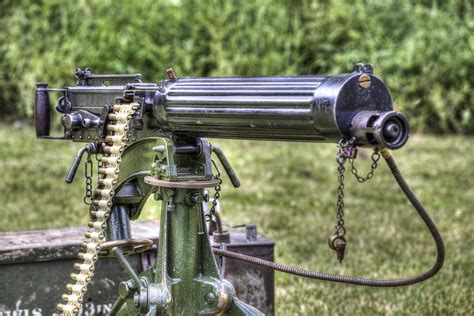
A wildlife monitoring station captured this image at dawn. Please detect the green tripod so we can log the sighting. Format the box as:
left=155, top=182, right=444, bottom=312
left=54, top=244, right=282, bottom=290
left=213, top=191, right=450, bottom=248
left=108, top=137, right=263, bottom=315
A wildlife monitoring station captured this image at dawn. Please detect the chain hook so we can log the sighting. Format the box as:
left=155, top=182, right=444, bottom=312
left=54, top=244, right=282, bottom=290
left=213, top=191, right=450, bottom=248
left=82, top=143, right=97, bottom=205
left=350, top=148, right=381, bottom=183
left=330, top=137, right=382, bottom=262
left=83, top=150, right=94, bottom=205
left=205, top=159, right=223, bottom=222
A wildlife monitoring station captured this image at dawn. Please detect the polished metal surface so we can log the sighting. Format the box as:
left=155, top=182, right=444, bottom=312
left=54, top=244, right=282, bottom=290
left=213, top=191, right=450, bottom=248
left=154, top=76, right=327, bottom=141
left=153, top=72, right=396, bottom=144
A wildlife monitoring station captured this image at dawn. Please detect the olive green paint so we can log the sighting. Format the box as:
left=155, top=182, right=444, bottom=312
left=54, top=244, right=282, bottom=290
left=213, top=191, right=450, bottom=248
left=115, top=139, right=263, bottom=315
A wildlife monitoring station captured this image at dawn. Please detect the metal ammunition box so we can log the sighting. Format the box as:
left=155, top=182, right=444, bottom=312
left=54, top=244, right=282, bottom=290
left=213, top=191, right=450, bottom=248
left=0, top=221, right=274, bottom=315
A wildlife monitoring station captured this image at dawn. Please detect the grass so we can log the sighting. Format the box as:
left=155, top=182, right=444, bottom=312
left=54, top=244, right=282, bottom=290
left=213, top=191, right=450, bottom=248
left=0, top=123, right=472, bottom=315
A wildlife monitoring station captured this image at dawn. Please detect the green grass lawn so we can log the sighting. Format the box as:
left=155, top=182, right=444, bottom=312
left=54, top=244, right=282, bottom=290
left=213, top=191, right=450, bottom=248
left=0, top=123, right=472, bottom=315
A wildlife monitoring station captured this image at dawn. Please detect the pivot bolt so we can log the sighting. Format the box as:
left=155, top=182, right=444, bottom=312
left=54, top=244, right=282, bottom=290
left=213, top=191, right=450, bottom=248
left=156, top=166, right=167, bottom=175
left=119, top=279, right=137, bottom=299
left=186, top=192, right=204, bottom=205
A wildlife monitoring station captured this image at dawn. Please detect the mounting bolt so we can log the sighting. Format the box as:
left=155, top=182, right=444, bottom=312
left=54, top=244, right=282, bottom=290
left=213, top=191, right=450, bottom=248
left=186, top=192, right=204, bottom=206
left=205, top=292, right=217, bottom=304
left=192, top=193, right=204, bottom=204
left=152, top=145, right=166, bottom=153
left=154, top=190, right=162, bottom=201
left=358, top=74, right=371, bottom=89
left=156, top=165, right=167, bottom=175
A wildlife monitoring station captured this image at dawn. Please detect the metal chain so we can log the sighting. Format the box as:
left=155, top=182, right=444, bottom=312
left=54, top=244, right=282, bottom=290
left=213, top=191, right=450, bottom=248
left=334, top=138, right=349, bottom=236
left=95, top=151, right=102, bottom=164
left=206, top=159, right=223, bottom=222
left=83, top=152, right=93, bottom=205
left=95, top=152, right=103, bottom=176
left=349, top=149, right=381, bottom=183
left=333, top=138, right=381, bottom=236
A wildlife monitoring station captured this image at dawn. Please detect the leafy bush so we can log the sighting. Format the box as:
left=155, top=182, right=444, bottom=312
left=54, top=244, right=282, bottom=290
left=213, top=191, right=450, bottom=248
left=0, top=0, right=472, bottom=133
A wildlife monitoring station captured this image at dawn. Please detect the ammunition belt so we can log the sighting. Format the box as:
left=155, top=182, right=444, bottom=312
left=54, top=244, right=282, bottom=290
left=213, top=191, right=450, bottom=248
left=55, top=102, right=138, bottom=315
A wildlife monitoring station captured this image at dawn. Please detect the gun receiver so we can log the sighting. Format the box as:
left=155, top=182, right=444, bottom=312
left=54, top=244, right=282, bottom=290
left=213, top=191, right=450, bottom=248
left=35, top=65, right=408, bottom=149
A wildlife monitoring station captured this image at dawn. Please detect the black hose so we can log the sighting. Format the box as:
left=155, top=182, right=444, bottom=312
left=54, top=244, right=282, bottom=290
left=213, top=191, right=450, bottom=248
left=213, top=152, right=445, bottom=287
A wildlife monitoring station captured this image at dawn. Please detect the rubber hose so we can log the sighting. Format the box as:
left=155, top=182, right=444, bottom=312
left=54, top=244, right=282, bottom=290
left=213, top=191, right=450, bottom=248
left=213, top=153, right=445, bottom=287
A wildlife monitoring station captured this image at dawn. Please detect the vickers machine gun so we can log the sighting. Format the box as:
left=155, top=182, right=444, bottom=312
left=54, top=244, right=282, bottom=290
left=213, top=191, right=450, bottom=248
left=34, top=64, right=444, bottom=315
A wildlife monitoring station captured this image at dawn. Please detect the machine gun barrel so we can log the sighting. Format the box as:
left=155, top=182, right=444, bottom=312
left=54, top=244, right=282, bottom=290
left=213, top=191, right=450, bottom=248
left=154, top=76, right=327, bottom=141
left=35, top=65, right=409, bottom=149
left=153, top=72, right=408, bottom=148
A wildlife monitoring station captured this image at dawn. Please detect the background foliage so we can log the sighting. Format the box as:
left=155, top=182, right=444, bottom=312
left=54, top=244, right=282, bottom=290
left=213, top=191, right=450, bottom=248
left=0, top=1, right=473, bottom=314
left=0, top=0, right=472, bottom=132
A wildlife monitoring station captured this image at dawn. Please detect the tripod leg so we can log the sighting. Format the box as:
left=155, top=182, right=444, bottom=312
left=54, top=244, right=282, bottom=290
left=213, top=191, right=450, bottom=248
left=111, top=187, right=263, bottom=315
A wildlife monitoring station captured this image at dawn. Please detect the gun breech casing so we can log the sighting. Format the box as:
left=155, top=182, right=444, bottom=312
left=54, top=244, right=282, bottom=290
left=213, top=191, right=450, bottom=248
left=152, top=72, right=409, bottom=148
